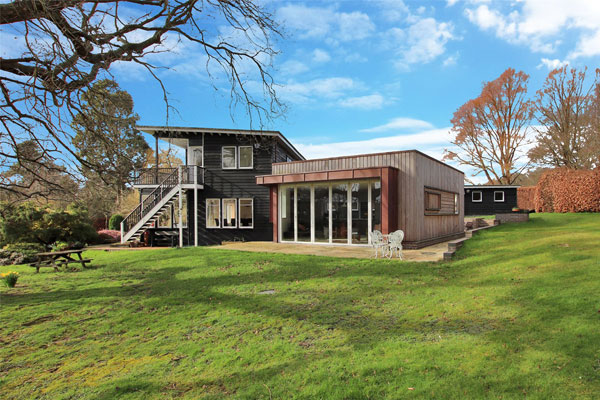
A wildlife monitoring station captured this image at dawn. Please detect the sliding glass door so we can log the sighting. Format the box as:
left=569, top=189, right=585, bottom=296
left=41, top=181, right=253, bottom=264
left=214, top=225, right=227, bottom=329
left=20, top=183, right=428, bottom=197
left=280, top=180, right=381, bottom=245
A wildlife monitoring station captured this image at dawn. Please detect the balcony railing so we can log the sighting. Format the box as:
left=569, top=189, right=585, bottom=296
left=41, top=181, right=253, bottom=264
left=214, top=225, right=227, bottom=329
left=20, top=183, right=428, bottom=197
left=134, top=166, right=204, bottom=186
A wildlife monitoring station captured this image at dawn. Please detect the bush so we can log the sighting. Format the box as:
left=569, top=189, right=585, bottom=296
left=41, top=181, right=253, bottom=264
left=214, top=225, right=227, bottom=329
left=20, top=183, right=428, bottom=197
left=0, top=202, right=98, bottom=246
left=1, top=271, right=19, bottom=288
left=109, top=214, right=124, bottom=231
left=97, top=230, right=121, bottom=243
left=0, top=243, right=45, bottom=266
left=518, top=168, right=600, bottom=213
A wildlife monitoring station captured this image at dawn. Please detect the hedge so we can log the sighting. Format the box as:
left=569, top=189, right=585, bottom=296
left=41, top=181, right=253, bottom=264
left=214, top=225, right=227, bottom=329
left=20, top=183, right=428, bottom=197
left=518, top=168, right=600, bottom=212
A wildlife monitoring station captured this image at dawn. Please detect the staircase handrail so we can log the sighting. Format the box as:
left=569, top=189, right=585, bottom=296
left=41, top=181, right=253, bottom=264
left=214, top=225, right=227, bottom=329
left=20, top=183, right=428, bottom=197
left=122, top=167, right=181, bottom=233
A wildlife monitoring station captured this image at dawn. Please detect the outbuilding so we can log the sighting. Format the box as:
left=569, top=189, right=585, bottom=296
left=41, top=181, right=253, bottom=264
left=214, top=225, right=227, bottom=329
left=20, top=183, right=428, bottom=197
left=464, top=185, right=520, bottom=216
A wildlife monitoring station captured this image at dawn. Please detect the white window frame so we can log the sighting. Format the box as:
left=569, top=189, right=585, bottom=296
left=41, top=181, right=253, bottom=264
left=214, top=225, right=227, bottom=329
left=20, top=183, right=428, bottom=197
left=222, top=198, right=237, bottom=228
left=238, top=146, right=254, bottom=169
left=238, top=198, right=254, bottom=229
left=205, top=199, right=220, bottom=229
left=222, top=146, right=237, bottom=170
left=472, top=191, right=482, bottom=202
left=494, top=191, right=505, bottom=202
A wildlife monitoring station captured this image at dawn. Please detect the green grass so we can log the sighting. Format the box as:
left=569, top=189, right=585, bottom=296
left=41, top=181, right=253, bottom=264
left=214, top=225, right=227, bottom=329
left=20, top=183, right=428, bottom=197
left=1, top=213, right=599, bottom=399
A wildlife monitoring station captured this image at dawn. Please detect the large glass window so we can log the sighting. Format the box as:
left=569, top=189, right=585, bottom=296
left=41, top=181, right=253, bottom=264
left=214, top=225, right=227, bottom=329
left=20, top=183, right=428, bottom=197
left=222, top=146, right=236, bottom=169
left=331, top=183, right=348, bottom=243
left=372, top=181, right=381, bottom=232
left=206, top=199, right=220, bottom=228
left=222, top=199, right=237, bottom=228
left=239, top=199, right=253, bottom=228
left=238, top=146, right=253, bottom=169
left=351, top=182, right=369, bottom=244
left=297, top=186, right=311, bottom=242
left=281, top=187, right=295, bottom=241
left=314, top=185, right=330, bottom=242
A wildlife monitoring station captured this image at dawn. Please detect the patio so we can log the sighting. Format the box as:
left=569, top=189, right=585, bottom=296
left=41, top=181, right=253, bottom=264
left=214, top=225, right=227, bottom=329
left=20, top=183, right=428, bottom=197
left=214, top=240, right=450, bottom=262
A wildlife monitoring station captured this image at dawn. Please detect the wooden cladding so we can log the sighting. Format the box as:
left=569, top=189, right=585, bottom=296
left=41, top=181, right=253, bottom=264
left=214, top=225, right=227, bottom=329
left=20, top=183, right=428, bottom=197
left=424, top=186, right=458, bottom=216
left=256, top=167, right=391, bottom=186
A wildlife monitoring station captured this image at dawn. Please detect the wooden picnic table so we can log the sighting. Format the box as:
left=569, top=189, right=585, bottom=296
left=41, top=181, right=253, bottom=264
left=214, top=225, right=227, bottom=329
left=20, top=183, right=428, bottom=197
left=29, top=249, right=92, bottom=273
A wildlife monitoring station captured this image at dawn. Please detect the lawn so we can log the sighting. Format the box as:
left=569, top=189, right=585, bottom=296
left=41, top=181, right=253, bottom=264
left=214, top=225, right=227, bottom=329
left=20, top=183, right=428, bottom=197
left=1, top=213, right=599, bottom=399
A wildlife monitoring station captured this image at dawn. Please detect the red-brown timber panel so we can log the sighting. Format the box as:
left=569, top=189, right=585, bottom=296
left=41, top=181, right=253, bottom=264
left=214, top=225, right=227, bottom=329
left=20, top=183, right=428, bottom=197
left=305, top=172, right=328, bottom=181
left=270, top=186, right=278, bottom=242
left=329, top=170, right=353, bottom=180
left=283, top=173, right=305, bottom=183
left=353, top=168, right=381, bottom=179
left=264, top=175, right=283, bottom=184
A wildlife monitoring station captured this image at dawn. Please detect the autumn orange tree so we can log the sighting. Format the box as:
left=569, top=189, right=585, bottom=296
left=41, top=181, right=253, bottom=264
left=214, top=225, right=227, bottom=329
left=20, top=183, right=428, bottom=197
left=444, top=68, right=533, bottom=184
left=528, top=66, right=600, bottom=169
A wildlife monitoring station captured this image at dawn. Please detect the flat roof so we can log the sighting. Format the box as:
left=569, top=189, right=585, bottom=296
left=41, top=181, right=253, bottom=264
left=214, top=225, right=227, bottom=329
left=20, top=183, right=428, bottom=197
left=273, top=149, right=464, bottom=175
left=137, top=125, right=305, bottom=161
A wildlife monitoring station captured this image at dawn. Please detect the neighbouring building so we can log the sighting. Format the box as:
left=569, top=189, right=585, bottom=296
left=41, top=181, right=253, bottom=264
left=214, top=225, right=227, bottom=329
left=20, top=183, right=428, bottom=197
left=256, top=150, right=465, bottom=249
left=464, top=185, right=519, bottom=216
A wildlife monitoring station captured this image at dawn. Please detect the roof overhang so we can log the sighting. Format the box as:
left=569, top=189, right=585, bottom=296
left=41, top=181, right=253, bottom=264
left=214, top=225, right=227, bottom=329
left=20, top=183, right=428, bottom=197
left=465, top=185, right=520, bottom=189
left=256, top=166, right=397, bottom=185
left=136, top=125, right=305, bottom=161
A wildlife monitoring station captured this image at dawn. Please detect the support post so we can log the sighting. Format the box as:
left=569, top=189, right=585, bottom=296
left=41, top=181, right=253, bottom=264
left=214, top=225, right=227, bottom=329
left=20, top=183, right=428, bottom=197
left=155, top=134, right=159, bottom=185
left=178, top=166, right=183, bottom=247
left=120, top=221, right=125, bottom=244
left=194, top=166, right=198, bottom=247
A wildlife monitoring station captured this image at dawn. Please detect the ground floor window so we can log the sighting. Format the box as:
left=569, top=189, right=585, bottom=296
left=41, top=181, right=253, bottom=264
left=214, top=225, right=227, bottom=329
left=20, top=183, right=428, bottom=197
left=206, top=199, right=220, bottom=228
left=222, top=199, right=237, bottom=228
left=279, top=179, right=381, bottom=245
left=494, top=191, right=505, bottom=202
left=239, top=199, right=254, bottom=228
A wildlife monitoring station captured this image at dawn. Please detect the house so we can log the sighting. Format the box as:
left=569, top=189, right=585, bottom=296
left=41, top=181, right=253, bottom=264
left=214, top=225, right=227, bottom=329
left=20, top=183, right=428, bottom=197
left=255, top=150, right=465, bottom=249
left=121, top=126, right=304, bottom=246
left=464, top=185, right=519, bottom=216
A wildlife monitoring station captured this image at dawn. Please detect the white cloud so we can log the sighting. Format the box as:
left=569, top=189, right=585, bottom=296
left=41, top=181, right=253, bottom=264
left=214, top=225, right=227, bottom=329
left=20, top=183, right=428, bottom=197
left=279, top=77, right=359, bottom=104
left=280, top=60, right=309, bottom=76
left=395, top=18, right=456, bottom=68
left=312, top=49, right=331, bottom=63
left=276, top=5, right=375, bottom=42
left=443, top=53, right=459, bottom=66
left=465, top=0, right=600, bottom=56
left=295, top=128, right=453, bottom=159
left=537, top=58, right=568, bottom=70
left=446, top=0, right=459, bottom=6
left=377, top=0, right=410, bottom=23
left=339, top=94, right=385, bottom=110
left=360, top=117, right=434, bottom=133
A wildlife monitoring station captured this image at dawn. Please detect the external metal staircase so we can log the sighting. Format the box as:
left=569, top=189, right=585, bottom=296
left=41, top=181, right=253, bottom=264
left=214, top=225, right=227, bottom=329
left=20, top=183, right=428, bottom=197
left=121, top=166, right=203, bottom=245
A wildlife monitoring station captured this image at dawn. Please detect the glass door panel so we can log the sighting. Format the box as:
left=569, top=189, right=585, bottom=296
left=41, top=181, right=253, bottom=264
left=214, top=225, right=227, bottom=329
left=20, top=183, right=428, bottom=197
left=331, top=183, right=348, bottom=244
left=297, top=186, right=311, bottom=242
left=281, top=187, right=295, bottom=241
left=314, top=185, right=330, bottom=242
left=372, top=181, right=382, bottom=232
left=351, top=182, right=369, bottom=244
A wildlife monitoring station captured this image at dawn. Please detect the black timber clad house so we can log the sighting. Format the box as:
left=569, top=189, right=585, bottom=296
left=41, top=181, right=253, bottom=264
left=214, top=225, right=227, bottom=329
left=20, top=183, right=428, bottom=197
left=464, top=185, right=519, bottom=216
left=122, top=126, right=304, bottom=246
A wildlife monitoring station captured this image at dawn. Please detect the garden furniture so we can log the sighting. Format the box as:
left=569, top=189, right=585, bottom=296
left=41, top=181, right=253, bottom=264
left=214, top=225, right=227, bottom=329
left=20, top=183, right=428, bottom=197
left=29, top=249, right=92, bottom=273
left=387, top=230, right=404, bottom=259
left=369, top=230, right=388, bottom=258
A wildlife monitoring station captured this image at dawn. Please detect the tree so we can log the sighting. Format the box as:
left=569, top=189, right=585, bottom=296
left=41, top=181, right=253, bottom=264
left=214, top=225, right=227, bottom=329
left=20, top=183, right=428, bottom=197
left=1, top=0, right=283, bottom=196
left=0, top=140, right=78, bottom=203
left=72, top=79, right=148, bottom=206
left=444, top=68, right=533, bottom=184
left=528, top=66, right=600, bottom=169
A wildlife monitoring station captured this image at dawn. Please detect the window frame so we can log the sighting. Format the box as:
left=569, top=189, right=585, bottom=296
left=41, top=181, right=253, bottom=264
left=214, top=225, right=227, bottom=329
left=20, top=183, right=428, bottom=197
left=454, top=193, right=459, bottom=215
left=494, top=191, right=505, bottom=202
left=472, top=191, right=483, bottom=202
left=222, top=198, right=238, bottom=229
left=238, top=198, right=254, bottom=229
left=205, top=199, right=221, bottom=229
left=238, top=146, right=254, bottom=169
left=221, top=146, right=237, bottom=170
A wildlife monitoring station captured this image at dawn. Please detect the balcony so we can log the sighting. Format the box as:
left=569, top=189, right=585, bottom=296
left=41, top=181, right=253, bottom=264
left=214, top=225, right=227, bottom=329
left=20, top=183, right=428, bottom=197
left=133, top=166, right=204, bottom=187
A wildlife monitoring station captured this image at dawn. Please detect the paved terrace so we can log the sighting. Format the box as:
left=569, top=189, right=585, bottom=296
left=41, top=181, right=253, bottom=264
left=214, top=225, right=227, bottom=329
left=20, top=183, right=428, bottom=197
left=212, top=241, right=450, bottom=262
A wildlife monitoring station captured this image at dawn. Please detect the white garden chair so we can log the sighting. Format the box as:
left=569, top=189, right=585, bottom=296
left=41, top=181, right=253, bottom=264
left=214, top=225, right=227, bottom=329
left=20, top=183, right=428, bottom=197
left=387, top=230, right=404, bottom=259
left=369, top=230, right=387, bottom=258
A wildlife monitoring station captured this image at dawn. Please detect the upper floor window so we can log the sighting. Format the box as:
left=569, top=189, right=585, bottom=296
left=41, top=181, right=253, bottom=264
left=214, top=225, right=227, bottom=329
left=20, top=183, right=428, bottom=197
left=190, top=146, right=203, bottom=167
left=472, top=191, right=482, bottom=202
left=238, top=146, right=253, bottom=169
left=222, top=146, right=237, bottom=169
left=494, top=191, right=505, bottom=202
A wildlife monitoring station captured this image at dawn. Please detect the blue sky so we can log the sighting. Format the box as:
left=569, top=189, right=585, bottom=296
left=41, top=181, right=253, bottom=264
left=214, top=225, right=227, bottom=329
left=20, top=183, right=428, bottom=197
left=111, top=0, right=600, bottom=182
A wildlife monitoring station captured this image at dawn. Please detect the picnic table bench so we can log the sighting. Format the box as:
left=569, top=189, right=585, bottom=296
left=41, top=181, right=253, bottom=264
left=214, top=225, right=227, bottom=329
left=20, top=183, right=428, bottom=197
left=29, top=249, right=92, bottom=273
